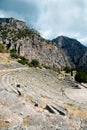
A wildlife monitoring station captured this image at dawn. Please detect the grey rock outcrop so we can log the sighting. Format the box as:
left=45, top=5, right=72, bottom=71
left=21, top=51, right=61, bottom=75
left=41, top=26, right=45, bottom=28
left=0, top=18, right=26, bottom=29
left=0, top=18, right=70, bottom=69
left=15, top=37, right=70, bottom=69
left=52, top=36, right=87, bottom=71
left=78, top=51, right=87, bottom=71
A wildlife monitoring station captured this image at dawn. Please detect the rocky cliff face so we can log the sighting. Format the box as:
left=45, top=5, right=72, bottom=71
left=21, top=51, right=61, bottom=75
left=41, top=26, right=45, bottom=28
left=52, top=36, right=87, bottom=70
left=0, top=18, right=87, bottom=71
left=78, top=51, right=87, bottom=71
left=0, top=18, right=70, bottom=69
left=0, top=18, right=26, bottom=29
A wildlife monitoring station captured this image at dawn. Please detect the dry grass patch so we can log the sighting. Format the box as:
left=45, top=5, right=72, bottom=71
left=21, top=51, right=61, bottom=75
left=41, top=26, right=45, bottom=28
left=22, top=116, right=29, bottom=126
left=64, top=104, right=87, bottom=119
left=0, top=53, right=18, bottom=63
left=0, top=116, right=10, bottom=128
left=0, top=53, right=10, bottom=63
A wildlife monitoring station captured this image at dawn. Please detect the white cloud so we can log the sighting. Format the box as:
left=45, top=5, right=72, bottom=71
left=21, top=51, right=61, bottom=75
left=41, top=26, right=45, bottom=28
left=33, top=0, right=87, bottom=45
left=0, top=10, right=6, bottom=17
left=79, top=37, right=87, bottom=46
left=0, top=0, right=87, bottom=45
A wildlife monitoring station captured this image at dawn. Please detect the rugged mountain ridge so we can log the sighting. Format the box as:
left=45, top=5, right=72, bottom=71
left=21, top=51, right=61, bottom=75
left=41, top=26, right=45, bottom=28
left=0, top=18, right=70, bottom=69
left=0, top=17, right=26, bottom=29
left=0, top=18, right=87, bottom=71
left=52, top=36, right=87, bottom=70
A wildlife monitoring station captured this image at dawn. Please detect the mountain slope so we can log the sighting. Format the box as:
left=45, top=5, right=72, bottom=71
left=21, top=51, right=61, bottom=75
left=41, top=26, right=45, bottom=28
left=52, top=36, right=87, bottom=69
left=0, top=18, right=87, bottom=71
left=0, top=18, right=70, bottom=69
left=78, top=51, right=87, bottom=71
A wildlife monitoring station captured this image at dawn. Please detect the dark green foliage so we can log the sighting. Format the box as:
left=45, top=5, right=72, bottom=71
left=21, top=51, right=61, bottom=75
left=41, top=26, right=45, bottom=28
left=10, top=49, right=19, bottom=59
left=64, top=66, right=71, bottom=73
left=29, top=59, right=39, bottom=67
left=64, top=67, right=76, bottom=76
left=11, top=53, right=19, bottom=58
left=10, top=49, right=16, bottom=53
left=18, top=59, right=26, bottom=65
left=10, top=50, right=28, bottom=65
left=10, top=53, right=19, bottom=59
left=0, top=43, right=6, bottom=53
left=29, top=63, right=34, bottom=67
left=18, top=56, right=28, bottom=65
left=75, top=70, right=87, bottom=83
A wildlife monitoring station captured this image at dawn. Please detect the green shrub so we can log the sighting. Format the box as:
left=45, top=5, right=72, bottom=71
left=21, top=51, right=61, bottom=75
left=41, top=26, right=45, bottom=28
left=19, top=56, right=28, bottom=61
left=18, top=59, right=26, bottom=65
left=29, top=59, right=39, bottom=67
left=10, top=49, right=16, bottom=53
left=18, top=56, right=28, bottom=65
left=75, top=70, right=87, bottom=83
left=10, top=49, right=19, bottom=59
left=39, top=66, right=43, bottom=69
left=64, top=66, right=71, bottom=73
left=29, top=63, right=33, bottom=67
left=10, top=53, right=19, bottom=58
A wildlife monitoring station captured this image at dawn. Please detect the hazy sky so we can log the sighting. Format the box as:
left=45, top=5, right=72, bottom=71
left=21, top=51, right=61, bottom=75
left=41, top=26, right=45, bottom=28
left=0, top=0, right=87, bottom=45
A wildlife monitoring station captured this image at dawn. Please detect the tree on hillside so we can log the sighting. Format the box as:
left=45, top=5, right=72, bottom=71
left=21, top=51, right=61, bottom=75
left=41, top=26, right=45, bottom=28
left=75, top=70, right=87, bottom=83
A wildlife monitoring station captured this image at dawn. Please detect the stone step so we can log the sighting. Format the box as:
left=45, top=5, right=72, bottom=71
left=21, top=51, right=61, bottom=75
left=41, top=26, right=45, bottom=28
left=45, top=103, right=68, bottom=116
